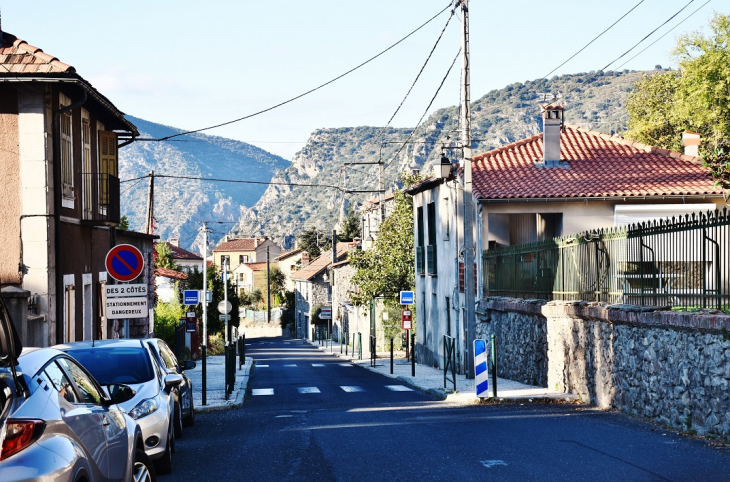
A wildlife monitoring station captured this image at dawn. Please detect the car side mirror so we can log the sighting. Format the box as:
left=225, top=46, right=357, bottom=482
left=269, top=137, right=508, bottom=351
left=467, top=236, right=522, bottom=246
left=107, top=384, right=136, bottom=405
left=164, top=374, right=183, bottom=394
left=182, top=360, right=196, bottom=371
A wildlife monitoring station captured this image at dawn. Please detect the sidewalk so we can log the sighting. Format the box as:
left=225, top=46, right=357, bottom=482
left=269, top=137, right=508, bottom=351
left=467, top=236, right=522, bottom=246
left=186, top=355, right=253, bottom=412
left=307, top=339, right=577, bottom=404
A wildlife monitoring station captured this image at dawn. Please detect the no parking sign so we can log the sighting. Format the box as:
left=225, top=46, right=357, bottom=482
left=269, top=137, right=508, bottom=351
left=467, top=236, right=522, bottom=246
left=105, top=244, right=145, bottom=282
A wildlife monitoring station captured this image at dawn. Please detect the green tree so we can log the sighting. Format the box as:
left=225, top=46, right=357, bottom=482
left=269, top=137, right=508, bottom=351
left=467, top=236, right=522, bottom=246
left=338, top=207, right=361, bottom=241
left=625, top=12, right=730, bottom=195
left=155, top=241, right=178, bottom=270
left=297, top=226, right=330, bottom=258
left=349, top=172, right=422, bottom=306
left=118, top=215, right=130, bottom=231
left=268, top=266, right=286, bottom=305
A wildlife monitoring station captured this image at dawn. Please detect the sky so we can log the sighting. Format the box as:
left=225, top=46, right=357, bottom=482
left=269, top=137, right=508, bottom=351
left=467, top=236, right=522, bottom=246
left=1, top=0, right=719, bottom=160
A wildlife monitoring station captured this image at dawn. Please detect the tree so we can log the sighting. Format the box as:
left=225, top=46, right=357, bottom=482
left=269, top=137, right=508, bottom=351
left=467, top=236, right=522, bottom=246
left=625, top=12, right=730, bottom=195
left=349, top=172, right=422, bottom=306
left=268, top=266, right=286, bottom=305
left=155, top=242, right=178, bottom=270
left=338, top=207, right=361, bottom=241
left=118, top=215, right=130, bottom=231
left=297, top=226, right=331, bottom=258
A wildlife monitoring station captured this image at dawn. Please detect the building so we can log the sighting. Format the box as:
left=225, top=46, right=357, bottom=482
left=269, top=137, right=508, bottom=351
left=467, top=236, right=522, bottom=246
left=212, top=236, right=281, bottom=271
left=0, top=28, right=141, bottom=346
left=232, top=262, right=268, bottom=297
left=407, top=104, right=725, bottom=370
left=274, top=247, right=305, bottom=292
left=360, top=194, right=395, bottom=249
left=162, top=238, right=203, bottom=272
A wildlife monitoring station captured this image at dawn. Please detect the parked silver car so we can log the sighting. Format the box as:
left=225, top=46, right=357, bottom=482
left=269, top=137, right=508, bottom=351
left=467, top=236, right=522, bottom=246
left=0, top=298, right=156, bottom=482
left=56, top=340, right=183, bottom=475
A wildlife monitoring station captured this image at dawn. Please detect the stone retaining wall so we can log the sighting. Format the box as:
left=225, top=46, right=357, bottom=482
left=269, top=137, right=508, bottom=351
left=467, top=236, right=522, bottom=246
left=479, top=297, right=730, bottom=438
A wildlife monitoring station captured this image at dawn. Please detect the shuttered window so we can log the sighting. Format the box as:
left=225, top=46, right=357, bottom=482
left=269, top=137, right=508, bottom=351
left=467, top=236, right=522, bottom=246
left=82, top=117, right=92, bottom=219
left=60, top=108, right=74, bottom=197
left=427, top=202, right=437, bottom=274
left=98, top=131, right=118, bottom=205
left=416, top=206, right=425, bottom=274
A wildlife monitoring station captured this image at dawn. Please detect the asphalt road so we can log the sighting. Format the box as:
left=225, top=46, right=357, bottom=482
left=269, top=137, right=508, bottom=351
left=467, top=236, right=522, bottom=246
left=162, top=336, right=730, bottom=481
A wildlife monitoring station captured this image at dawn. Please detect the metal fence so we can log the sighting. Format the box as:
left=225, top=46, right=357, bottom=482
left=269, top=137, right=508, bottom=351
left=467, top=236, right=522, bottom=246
left=483, top=208, right=730, bottom=311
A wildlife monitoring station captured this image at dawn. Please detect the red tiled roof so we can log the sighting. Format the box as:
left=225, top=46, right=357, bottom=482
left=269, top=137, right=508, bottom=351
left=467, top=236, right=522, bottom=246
left=471, top=125, right=723, bottom=200
left=238, top=262, right=268, bottom=272
left=291, top=243, right=352, bottom=282
left=0, top=32, right=74, bottom=74
left=154, top=267, right=188, bottom=281
left=157, top=241, right=202, bottom=261
left=213, top=237, right=269, bottom=252
left=274, top=247, right=302, bottom=261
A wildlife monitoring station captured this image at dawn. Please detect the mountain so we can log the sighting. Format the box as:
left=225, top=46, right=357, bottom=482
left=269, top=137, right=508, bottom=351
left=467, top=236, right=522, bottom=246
left=118, top=116, right=290, bottom=252
left=235, top=69, right=656, bottom=247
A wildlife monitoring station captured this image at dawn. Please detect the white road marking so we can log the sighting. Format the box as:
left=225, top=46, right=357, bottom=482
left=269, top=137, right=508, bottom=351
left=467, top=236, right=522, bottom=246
left=252, top=388, right=274, bottom=396
left=298, top=387, right=321, bottom=394
left=385, top=385, right=413, bottom=392
left=275, top=415, right=293, bottom=418
left=257, top=365, right=269, bottom=367
left=338, top=364, right=353, bottom=367
left=284, top=364, right=297, bottom=367
left=311, top=364, right=325, bottom=367
left=340, top=386, right=364, bottom=393
left=481, top=460, right=508, bottom=468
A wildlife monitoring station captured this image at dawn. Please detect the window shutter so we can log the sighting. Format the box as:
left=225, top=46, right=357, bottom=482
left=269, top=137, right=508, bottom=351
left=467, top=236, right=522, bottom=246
left=98, top=131, right=118, bottom=205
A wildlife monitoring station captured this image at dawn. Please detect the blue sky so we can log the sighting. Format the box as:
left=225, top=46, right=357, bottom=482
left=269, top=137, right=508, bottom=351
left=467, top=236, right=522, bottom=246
left=2, top=0, right=718, bottom=159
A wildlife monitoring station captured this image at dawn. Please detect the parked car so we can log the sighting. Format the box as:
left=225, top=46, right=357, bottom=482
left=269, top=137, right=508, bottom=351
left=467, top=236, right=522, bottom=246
left=144, top=338, right=195, bottom=438
left=56, top=339, right=182, bottom=475
left=0, top=298, right=156, bottom=482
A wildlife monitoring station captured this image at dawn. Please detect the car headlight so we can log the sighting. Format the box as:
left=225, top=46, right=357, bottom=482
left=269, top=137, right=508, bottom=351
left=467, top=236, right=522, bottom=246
left=128, top=397, right=159, bottom=420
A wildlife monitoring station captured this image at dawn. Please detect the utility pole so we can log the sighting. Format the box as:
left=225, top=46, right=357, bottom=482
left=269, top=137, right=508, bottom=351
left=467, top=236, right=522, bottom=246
left=379, top=161, right=385, bottom=234
left=144, top=171, right=154, bottom=234
left=201, top=222, right=208, bottom=406
left=266, top=246, right=271, bottom=323
left=459, top=0, right=476, bottom=379
left=223, top=256, right=229, bottom=344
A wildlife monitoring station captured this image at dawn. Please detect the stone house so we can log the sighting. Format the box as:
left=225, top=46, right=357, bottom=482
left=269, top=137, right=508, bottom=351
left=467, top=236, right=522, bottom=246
left=406, top=104, right=725, bottom=371
left=212, top=236, right=281, bottom=272
left=0, top=28, right=141, bottom=346
left=292, top=243, right=352, bottom=340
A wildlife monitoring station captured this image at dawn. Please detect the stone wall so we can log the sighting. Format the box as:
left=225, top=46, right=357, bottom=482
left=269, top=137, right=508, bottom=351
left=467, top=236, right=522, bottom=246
left=479, top=297, right=730, bottom=437
left=476, top=298, right=548, bottom=386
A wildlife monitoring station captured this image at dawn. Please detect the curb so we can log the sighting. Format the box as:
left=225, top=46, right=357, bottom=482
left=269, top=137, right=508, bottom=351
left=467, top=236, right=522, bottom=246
left=194, top=359, right=254, bottom=413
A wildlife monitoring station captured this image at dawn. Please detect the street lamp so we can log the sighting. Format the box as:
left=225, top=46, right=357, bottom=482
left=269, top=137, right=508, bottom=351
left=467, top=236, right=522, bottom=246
left=435, top=153, right=452, bottom=179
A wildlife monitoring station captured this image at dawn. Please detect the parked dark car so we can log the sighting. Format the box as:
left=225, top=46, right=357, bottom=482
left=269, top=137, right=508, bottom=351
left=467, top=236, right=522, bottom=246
left=0, top=297, right=156, bottom=482
left=145, top=338, right=195, bottom=437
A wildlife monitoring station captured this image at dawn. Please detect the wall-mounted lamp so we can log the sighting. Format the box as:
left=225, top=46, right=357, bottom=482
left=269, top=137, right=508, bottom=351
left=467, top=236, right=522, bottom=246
left=435, top=154, right=452, bottom=179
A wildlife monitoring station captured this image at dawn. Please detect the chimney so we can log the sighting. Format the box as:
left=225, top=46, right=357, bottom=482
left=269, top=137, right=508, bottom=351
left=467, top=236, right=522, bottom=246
left=255, top=237, right=259, bottom=248
left=682, top=132, right=701, bottom=157
left=541, top=104, right=564, bottom=165
left=169, top=237, right=179, bottom=247
left=301, top=252, right=310, bottom=266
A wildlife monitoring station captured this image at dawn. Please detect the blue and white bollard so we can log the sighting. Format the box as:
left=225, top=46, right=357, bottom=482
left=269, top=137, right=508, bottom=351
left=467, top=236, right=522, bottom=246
left=474, top=339, right=489, bottom=398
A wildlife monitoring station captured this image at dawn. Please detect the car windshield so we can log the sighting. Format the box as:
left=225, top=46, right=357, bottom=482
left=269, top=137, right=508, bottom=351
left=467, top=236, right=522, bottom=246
left=66, top=347, right=154, bottom=385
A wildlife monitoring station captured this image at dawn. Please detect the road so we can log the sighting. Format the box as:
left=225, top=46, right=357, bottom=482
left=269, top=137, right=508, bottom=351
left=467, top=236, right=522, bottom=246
left=162, top=337, right=730, bottom=481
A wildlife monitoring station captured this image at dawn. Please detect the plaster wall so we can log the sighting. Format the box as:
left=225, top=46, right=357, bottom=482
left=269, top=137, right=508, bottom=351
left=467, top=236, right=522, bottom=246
left=0, top=86, right=21, bottom=285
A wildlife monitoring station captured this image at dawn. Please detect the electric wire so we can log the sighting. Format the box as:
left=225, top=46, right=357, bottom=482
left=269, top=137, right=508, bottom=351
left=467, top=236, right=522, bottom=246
left=153, top=1, right=456, bottom=142
left=543, top=0, right=646, bottom=79
left=615, top=0, right=712, bottom=70
left=120, top=173, right=342, bottom=191
left=601, top=0, right=696, bottom=71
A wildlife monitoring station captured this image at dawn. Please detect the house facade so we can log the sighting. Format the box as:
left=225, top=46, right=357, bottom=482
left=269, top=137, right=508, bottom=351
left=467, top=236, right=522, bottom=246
left=164, top=238, right=203, bottom=272
left=0, top=29, right=141, bottom=346
left=275, top=247, right=304, bottom=292
left=407, top=104, right=725, bottom=372
left=212, top=236, right=281, bottom=271
left=232, top=262, right=268, bottom=297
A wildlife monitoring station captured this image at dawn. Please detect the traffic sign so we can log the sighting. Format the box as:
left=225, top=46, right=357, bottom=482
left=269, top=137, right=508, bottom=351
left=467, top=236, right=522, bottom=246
left=105, top=284, right=147, bottom=298
left=105, top=244, right=144, bottom=282
left=183, top=290, right=199, bottom=305
left=105, top=297, right=148, bottom=319
left=185, top=312, right=197, bottom=333
left=217, top=300, right=232, bottom=314
left=319, top=306, right=332, bottom=320
left=401, top=309, right=412, bottom=330
left=475, top=339, right=489, bottom=398
left=399, top=291, right=414, bottom=305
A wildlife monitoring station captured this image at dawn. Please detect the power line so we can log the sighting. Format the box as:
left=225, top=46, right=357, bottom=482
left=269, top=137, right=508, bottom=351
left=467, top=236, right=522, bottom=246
left=119, top=172, right=342, bottom=191
left=616, top=0, right=712, bottom=70
left=543, top=0, right=646, bottom=79
left=153, top=1, right=456, bottom=142
left=602, top=0, right=696, bottom=71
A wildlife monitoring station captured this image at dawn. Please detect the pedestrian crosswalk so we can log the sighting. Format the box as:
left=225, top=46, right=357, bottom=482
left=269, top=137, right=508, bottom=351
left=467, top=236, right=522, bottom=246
left=252, top=384, right=414, bottom=396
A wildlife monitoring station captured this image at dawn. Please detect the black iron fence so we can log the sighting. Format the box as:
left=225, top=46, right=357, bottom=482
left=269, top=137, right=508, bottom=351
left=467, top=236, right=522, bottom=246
left=483, top=208, right=730, bottom=311
left=80, top=173, right=119, bottom=224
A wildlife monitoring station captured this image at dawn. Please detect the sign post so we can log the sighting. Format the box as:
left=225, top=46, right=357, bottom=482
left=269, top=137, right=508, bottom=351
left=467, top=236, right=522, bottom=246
left=183, top=290, right=199, bottom=305
left=474, top=339, right=489, bottom=398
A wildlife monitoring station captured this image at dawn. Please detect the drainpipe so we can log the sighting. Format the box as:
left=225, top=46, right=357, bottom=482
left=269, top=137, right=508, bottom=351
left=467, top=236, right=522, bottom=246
left=52, top=90, right=87, bottom=345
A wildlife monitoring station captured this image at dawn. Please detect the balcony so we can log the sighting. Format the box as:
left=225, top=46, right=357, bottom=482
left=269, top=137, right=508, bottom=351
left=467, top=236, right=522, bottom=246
left=81, top=173, right=120, bottom=225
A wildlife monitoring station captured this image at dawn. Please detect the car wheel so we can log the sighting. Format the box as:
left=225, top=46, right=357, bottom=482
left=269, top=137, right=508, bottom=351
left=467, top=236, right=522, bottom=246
left=183, top=393, right=195, bottom=427
left=133, top=449, right=157, bottom=482
left=154, top=424, right=173, bottom=475
left=173, top=401, right=183, bottom=439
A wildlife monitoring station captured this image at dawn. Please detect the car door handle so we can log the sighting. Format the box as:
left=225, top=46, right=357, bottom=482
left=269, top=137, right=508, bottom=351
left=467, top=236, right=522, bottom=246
left=102, top=416, right=110, bottom=426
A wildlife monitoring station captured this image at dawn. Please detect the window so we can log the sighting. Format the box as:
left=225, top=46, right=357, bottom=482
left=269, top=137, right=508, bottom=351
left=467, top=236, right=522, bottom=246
left=221, top=255, right=230, bottom=268
left=239, top=255, right=248, bottom=263
left=57, top=357, right=103, bottom=404
left=98, top=131, right=117, bottom=205
left=158, top=342, right=179, bottom=371
left=60, top=98, right=74, bottom=198
left=443, top=197, right=450, bottom=241
left=45, top=361, right=80, bottom=404
left=64, top=283, right=75, bottom=343
left=427, top=202, right=437, bottom=275
left=416, top=206, right=425, bottom=275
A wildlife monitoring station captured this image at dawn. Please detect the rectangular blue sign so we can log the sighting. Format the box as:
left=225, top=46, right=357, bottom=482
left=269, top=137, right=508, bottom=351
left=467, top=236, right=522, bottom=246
left=399, top=291, right=414, bottom=305
left=183, top=290, right=199, bottom=305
